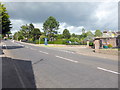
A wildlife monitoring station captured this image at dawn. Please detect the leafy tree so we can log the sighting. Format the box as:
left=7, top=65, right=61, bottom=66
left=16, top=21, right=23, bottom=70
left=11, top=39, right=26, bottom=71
left=13, top=31, right=24, bottom=41
left=70, top=37, right=79, bottom=42
left=95, top=30, right=102, bottom=37
left=43, top=16, right=59, bottom=41
left=0, top=3, right=12, bottom=35
left=31, top=28, right=41, bottom=41
left=71, top=33, right=77, bottom=37
left=63, top=29, right=71, bottom=39
left=86, top=31, right=94, bottom=37
left=6, top=31, right=12, bottom=38
left=54, top=34, right=62, bottom=39
left=20, top=24, right=29, bottom=38
left=85, top=31, right=94, bottom=41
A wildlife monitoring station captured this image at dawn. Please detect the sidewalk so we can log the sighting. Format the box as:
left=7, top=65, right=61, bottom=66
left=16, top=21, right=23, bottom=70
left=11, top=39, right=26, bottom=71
left=52, top=47, right=118, bottom=60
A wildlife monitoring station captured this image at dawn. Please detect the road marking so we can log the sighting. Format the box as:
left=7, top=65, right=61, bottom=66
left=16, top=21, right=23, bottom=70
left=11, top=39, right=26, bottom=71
left=60, top=50, right=75, bottom=54
left=97, top=67, right=120, bottom=75
left=46, top=47, right=75, bottom=54
left=39, top=51, right=49, bottom=54
left=2, top=44, right=7, bottom=49
left=56, top=55, right=78, bottom=63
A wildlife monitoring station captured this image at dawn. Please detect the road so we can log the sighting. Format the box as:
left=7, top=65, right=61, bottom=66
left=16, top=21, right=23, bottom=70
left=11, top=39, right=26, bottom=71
left=1, top=40, right=119, bottom=88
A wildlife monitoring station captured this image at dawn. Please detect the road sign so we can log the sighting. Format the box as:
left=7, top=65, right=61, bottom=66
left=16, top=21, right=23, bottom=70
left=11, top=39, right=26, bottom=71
left=44, top=38, right=48, bottom=45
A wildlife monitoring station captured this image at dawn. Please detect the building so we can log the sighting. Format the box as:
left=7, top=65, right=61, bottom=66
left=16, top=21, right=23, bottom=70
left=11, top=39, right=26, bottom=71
left=94, top=31, right=120, bottom=49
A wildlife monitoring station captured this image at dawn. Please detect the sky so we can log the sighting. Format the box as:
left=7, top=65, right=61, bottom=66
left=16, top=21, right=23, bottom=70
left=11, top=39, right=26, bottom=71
left=3, top=1, right=118, bottom=35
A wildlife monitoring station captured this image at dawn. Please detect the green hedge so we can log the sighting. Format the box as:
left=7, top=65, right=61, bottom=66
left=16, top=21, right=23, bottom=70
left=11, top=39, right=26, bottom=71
left=26, top=39, right=89, bottom=45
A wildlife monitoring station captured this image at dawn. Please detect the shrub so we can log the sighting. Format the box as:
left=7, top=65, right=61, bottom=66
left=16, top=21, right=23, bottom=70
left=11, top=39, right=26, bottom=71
left=89, top=42, right=94, bottom=46
left=108, top=44, right=113, bottom=48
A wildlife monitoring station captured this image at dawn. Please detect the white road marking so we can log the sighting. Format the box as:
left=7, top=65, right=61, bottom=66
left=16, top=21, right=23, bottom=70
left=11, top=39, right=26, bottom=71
left=46, top=47, right=75, bottom=54
left=60, top=50, right=75, bottom=54
left=39, top=51, right=49, bottom=54
left=56, top=55, right=78, bottom=63
left=97, top=67, right=120, bottom=75
left=2, top=44, right=7, bottom=49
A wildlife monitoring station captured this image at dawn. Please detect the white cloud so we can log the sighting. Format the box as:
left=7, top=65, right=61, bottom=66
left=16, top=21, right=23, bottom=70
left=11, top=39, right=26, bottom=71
left=11, top=20, right=86, bottom=35
left=58, top=22, right=85, bottom=35
left=94, top=2, right=118, bottom=30
left=32, top=23, right=43, bottom=31
left=10, top=19, right=29, bottom=34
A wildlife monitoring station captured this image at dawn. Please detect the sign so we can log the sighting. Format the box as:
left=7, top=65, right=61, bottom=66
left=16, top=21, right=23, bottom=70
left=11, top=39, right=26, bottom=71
left=44, top=38, right=48, bottom=45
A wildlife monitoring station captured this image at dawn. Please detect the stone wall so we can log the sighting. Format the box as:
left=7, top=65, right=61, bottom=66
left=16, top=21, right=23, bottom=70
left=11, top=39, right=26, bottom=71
left=97, top=49, right=118, bottom=55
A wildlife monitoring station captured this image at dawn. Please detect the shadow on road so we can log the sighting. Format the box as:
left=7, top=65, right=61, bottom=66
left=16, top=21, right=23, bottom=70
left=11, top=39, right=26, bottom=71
left=2, top=57, right=37, bottom=89
left=2, top=46, right=24, bottom=50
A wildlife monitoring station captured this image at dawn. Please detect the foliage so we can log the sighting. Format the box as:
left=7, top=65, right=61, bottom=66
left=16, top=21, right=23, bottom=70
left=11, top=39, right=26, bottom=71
left=71, top=33, right=77, bottom=37
left=43, top=16, right=59, bottom=41
left=0, top=3, right=12, bottom=35
left=89, top=42, right=94, bottom=46
left=95, top=30, right=103, bottom=37
left=108, top=44, right=113, bottom=48
left=63, top=29, right=71, bottom=39
left=30, top=28, right=41, bottom=41
left=14, top=23, right=41, bottom=41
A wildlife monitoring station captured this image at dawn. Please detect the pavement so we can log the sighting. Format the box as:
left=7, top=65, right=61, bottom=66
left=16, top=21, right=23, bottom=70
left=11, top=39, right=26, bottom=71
left=1, top=40, right=119, bottom=88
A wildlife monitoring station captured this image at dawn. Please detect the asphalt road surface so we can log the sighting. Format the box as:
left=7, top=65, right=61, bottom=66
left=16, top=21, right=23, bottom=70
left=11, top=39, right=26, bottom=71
left=1, top=40, right=119, bottom=88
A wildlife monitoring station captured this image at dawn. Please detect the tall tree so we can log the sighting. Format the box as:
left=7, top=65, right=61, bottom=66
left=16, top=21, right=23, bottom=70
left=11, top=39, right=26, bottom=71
left=63, top=29, right=71, bottom=39
left=31, top=28, right=41, bottom=41
left=95, top=30, right=102, bottom=37
left=0, top=3, right=12, bottom=35
left=20, top=24, right=29, bottom=38
left=43, top=16, right=59, bottom=41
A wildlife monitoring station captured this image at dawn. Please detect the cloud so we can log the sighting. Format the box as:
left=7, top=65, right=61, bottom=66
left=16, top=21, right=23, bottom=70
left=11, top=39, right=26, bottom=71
left=4, top=2, right=118, bottom=34
left=10, top=19, right=85, bottom=35
left=58, top=22, right=84, bottom=34
left=10, top=19, right=29, bottom=34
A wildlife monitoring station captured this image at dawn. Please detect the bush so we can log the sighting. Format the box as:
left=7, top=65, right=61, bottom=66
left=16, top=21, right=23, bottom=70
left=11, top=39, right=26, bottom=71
left=108, top=44, right=113, bottom=48
left=89, top=42, right=94, bottom=46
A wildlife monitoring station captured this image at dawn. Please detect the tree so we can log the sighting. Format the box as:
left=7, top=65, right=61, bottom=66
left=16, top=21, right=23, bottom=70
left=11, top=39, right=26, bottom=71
left=95, top=30, right=102, bottom=37
left=43, top=16, right=59, bottom=41
left=31, top=28, right=41, bottom=41
left=63, top=29, right=71, bottom=39
left=6, top=31, right=12, bottom=38
left=71, top=33, right=76, bottom=37
left=82, top=28, right=85, bottom=34
left=85, top=31, right=94, bottom=41
left=0, top=3, right=12, bottom=36
left=20, top=24, right=29, bottom=38
left=86, top=31, right=94, bottom=37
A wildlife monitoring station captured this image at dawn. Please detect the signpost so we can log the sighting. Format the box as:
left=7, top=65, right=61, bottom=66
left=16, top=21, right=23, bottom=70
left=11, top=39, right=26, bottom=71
left=44, top=38, right=48, bottom=45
